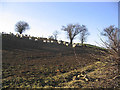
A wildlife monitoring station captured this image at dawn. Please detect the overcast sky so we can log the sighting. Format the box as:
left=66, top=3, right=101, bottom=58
left=0, top=2, right=118, bottom=46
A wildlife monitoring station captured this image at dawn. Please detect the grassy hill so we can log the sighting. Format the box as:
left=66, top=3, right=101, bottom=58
left=2, top=34, right=119, bottom=88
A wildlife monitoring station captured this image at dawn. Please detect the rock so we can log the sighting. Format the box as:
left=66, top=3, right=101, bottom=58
left=85, top=78, right=89, bottom=81
left=113, top=75, right=120, bottom=80
left=96, top=79, right=98, bottom=81
left=73, top=76, right=77, bottom=80
left=80, top=73, right=84, bottom=77
left=77, top=75, right=81, bottom=78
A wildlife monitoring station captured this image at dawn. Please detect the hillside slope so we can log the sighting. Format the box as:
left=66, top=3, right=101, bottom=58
left=2, top=34, right=119, bottom=88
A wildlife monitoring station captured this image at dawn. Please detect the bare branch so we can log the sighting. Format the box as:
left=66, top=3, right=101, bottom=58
left=61, top=24, right=84, bottom=44
left=15, top=21, right=30, bottom=34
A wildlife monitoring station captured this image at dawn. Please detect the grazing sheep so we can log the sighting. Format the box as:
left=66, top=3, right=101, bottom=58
left=16, top=34, right=19, bottom=37
left=29, top=37, right=32, bottom=40
left=43, top=40, right=46, bottom=42
left=51, top=40, right=54, bottom=43
left=20, top=34, right=23, bottom=38
left=47, top=40, right=50, bottom=43
left=66, top=43, right=69, bottom=46
left=57, top=40, right=61, bottom=44
left=72, top=44, right=76, bottom=48
left=63, top=41, right=66, bottom=45
left=28, top=35, right=32, bottom=40
left=35, top=38, right=38, bottom=41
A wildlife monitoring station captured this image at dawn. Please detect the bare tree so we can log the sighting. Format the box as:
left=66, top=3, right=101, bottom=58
left=79, top=25, right=89, bottom=46
left=53, top=30, right=59, bottom=40
left=48, top=35, right=54, bottom=40
left=15, top=21, right=30, bottom=34
left=101, top=25, right=120, bottom=59
left=61, top=24, right=85, bottom=44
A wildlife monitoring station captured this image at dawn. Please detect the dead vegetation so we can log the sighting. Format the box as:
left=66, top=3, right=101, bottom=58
left=2, top=34, right=119, bottom=89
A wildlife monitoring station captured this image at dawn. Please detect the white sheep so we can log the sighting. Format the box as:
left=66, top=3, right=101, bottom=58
left=16, top=34, right=19, bottom=37
left=20, top=34, right=23, bottom=38
left=51, top=40, right=54, bottom=43
left=43, top=40, right=46, bottom=42
left=47, top=40, right=50, bottom=43
left=66, top=43, right=69, bottom=46
left=72, top=44, right=76, bottom=48
left=63, top=41, right=66, bottom=45
left=35, top=38, right=38, bottom=41
left=57, top=40, right=61, bottom=44
left=29, top=37, right=32, bottom=40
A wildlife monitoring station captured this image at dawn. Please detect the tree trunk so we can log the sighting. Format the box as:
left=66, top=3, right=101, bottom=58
left=70, top=39, right=73, bottom=45
left=81, top=38, right=83, bottom=46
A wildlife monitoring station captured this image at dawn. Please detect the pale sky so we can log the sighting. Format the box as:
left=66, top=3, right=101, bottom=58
left=0, top=2, right=118, bottom=46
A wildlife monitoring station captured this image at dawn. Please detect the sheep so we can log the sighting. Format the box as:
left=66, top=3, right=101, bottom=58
left=66, top=43, right=69, bottom=46
left=43, top=40, right=46, bottom=42
left=16, top=34, right=19, bottom=37
left=72, top=44, right=76, bottom=48
left=35, top=38, right=38, bottom=41
left=57, top=40, right=61, bottom=44
left=51, top=40, right=54, bottom=43
left=47, top=40, right=50, bottom=43
left=63, top=41, right=66, bottom=45
left=29, top=37, right=32, bottom=40
left=20, top=34, right=23, bottom=38
left=28, top=35, right=32, bottom=40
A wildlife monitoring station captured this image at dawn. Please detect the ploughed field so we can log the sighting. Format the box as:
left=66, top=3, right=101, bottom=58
left=2, top=34, right=119, bottom=88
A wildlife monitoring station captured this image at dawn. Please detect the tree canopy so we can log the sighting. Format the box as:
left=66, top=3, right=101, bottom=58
left=15, top=21, right=30, bottom=34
